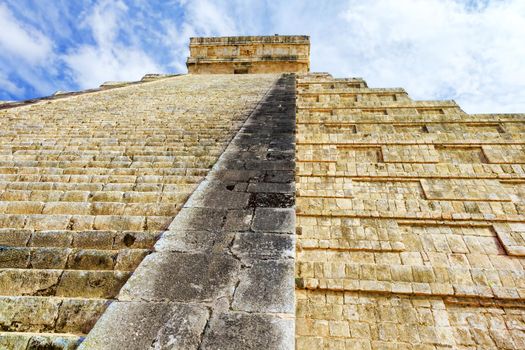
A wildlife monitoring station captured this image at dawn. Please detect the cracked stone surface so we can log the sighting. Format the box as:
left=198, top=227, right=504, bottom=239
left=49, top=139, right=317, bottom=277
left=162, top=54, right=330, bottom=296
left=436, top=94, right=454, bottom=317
left=78, top=301, right=209, bottom=349
left=231, top=232, right=294, bottom=260
left=154, top=230, right=234, bottom=253
left=79, top=74, right=296, bottom=349
left=252, top=208, right=295, bottom=233
left=119, top=252, right=240, bottom=302
left=200, top=311, right=294, bottom=350
left=232, top=259, right=295, bottom=313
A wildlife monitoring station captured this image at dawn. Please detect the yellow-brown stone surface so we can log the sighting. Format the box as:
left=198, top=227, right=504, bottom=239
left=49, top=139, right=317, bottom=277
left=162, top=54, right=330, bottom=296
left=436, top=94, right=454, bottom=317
left=187, top=35, right=310, bottom=74
left=0, top=73, right=278, bottom=348
left=2, top=33, right=525, bottom=349
left=295, top=73, right=525, bottom=349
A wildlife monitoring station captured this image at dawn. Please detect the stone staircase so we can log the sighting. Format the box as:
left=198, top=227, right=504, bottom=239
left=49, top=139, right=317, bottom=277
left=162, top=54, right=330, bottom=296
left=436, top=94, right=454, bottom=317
left=0, top=74, right=278, bottom=349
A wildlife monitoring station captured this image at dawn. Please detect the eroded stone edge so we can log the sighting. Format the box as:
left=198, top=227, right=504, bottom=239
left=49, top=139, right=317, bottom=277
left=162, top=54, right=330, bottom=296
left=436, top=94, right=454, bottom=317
left=79, top=74, right=296, bottom=350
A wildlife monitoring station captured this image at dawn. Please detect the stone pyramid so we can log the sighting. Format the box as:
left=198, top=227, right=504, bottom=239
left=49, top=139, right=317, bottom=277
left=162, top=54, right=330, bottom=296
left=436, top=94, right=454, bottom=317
left=1, top=35, right=525, bottom=349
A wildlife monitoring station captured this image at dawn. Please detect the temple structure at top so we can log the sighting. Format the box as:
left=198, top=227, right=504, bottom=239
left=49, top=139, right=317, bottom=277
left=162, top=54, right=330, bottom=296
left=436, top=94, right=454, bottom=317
left=186, top=35, right=310, bottom=74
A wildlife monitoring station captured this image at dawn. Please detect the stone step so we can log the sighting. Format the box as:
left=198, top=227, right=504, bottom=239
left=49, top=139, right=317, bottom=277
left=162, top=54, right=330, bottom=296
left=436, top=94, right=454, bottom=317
left=297, top=88, right=407, bottom=95
left=0, top=128, right=231, bottom=134
left=0, top=124, right=233, bottom=132
left=0, top=247, right=150, bottom=271
left=0, top=181, right=198, bottom=193
left=0, top=143, right=224, bottom=151
left=0, top=153, right=216, bottom=161
left=0, top=214, right=172, bottom=231
left=0, top=229, right=161, bottom=249
left=0, top=121, right=231, bottom=126
left=0, top=332, right=82, bottom=350
left=0, top=144, right=223, bottom=152
left=0, top=190, right=189, bottom=204
left=0, top=124, right=232, bottom=129
left=0, top=169, right=206, bottom=179
left=0, top=71, right=270, bottom=343
left=0, top=155, right=220, bottom=166
left=0, top=150, right=217, bottom=159
left=0, top=201, right=179, bottom=217
left=0, top=172, right=204, bottom=180
left=0, top=138, right=229, bottom=146
left=0, top=159, right=213, bottom=169
left=0, top=296, right=109, bottom=334
left=0, top=147, right=213, bottom=155
left=0, top=152, right=218, bottom=161
left=0, top=144, right=215, bottom=150
left=0, top=146, right=217, bottom=153
left=296, top=81, right=366, bottom=88
left=0, top=268, right=130, bottom=298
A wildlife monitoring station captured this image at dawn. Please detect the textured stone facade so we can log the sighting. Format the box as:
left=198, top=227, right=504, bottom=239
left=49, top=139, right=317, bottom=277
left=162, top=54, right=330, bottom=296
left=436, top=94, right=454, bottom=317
left=2, top=34, right=525, bottom=350
left=295, top=73, right=525, bottom=349
left=0, top=74, right=278, bottom=349
left=80, top=74, right=296, bottom=349
left=187, top=35, right=310, bottom=74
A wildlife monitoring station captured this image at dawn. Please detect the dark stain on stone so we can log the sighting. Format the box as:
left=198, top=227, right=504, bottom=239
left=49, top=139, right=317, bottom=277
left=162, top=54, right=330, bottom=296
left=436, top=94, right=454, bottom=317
left=123, top=233, right=136, bottom=247
left=264, top=171, right=294, bottom=183
left=26, top=337, right=76, bottom=350
left=247, top=193, right=294, bottom=208
left=266, top=152, right=292, bottom=161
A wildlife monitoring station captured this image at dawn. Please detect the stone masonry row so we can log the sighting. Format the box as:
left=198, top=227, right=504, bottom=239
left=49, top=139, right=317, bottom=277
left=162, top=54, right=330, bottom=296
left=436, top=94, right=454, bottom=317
left=295, top=73, right=525, bottom=349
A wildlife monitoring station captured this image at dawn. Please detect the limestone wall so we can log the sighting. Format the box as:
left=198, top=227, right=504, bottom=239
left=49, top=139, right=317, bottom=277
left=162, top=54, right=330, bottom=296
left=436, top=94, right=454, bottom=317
left=295, top=73, right=525, bottom=349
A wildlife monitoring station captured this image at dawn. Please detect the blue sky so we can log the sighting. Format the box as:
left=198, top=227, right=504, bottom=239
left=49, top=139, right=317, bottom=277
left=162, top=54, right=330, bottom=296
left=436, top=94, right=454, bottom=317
left=0, top=0, right=524, bottom=113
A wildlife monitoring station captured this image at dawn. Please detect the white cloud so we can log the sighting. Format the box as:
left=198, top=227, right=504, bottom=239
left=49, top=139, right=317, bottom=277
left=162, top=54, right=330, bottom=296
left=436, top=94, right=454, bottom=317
left=63, top=0, right=162, bottom=89
left=200, top=0, right=523, bottom=113
left=158, top=20, right=193, bottom=72
left=332, top=0, right=525, bottom=113
left=63, top=46, right=162, bottom=89
left=1, top=0, right=524, bottom=114
left=0, top=70, right=24, bottom=97
left=182, top=0, right=237, bottom=36
left=158, top=0, right=241, bottom=72
left=0, top=3, right=53, bottom=64
left=84, top=0, right=128, bottom=49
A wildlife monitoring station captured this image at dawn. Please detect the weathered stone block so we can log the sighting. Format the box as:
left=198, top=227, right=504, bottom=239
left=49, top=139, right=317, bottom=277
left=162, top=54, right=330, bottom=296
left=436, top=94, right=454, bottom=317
left=252, top=208, right=295, bottom=233
left=232, top=232, right=294, bottom=260
left=119, top=252, right=240, bottom=303
left=78, top=301, right=209, bottom=350
left=232, top=259, right=294, bottom=313
left=200, top=312, right=294, bottom=350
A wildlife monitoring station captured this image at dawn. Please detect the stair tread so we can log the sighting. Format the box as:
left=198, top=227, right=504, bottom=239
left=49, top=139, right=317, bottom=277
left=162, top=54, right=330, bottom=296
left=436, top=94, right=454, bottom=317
left=0, top=268, right=131, bottom=298
left=0, top=246, right=151, bottom=271
left=0, top=229, right=161, bottom=249
left=0, top=295, right=110, bottom=334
